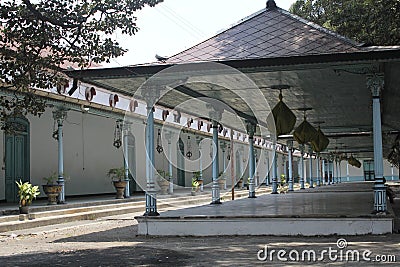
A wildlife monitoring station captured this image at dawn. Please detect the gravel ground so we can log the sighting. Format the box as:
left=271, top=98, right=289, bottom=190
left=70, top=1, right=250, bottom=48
left=1, top=204, right=400, bottom=266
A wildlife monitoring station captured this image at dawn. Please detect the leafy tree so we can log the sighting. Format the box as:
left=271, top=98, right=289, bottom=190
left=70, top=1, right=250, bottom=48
left=290, top=0, right=400, bottom=46
left=0, top=0, right=162, bottom=132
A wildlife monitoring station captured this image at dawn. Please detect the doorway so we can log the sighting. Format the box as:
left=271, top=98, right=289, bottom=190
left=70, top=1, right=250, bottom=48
left=177, top=138, right=185, bottom=187
left=5, top=117, right=30, bottom=203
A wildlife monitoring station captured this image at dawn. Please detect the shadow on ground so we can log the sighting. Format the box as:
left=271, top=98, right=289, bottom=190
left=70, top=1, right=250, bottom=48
left=0, top=246, right=192, bottom=267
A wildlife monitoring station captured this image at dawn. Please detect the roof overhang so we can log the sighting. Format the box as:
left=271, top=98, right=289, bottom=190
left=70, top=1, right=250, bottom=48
left=65, top=49, right=400, bottom=159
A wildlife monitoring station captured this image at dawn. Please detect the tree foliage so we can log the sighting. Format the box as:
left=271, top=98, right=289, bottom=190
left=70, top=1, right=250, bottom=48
left=0, top=0, right=162, bottom=131
left=290, top=0, right=400, bottom=46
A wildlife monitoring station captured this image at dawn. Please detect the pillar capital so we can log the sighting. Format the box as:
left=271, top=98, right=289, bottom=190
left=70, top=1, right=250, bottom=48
left=207, top=104, right=223, bottom=122
left=286, top=139, right=294, bottom=149
left=52, top=109, right=67, bottom=124
left=122, top=120, right=132, bottom=132
left=299, top=144, right=305, bottom=154
left=246, top=121, right=256, bottom=138
left=141, top=87, right=161, bottom=107
left=366, top=73, right=384, bottom=98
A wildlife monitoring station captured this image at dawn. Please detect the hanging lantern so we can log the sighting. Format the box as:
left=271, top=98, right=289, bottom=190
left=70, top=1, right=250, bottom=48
left=113, top=120, right=123, bottom=149
left=156, top=129, right=163, bottom=153
left=186, top=136, right=193, bottom=158
left=271, top=90, right=296, bottom=136
left=293, top=110, right=318, bottom=145
left=348, top=155, right=361, bottom=168
left=311, top=126, right=329, bottom=152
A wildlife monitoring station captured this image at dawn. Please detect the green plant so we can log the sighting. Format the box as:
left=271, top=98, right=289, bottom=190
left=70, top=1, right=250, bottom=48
left=157, top=169, right=171, bottom=180
left=279, top=174, right=286, bottom=187
left=107, top=167, right=125, bottom=182
left=42, top=172, right=58, bottom=185
left=191, top=178, right=199, bottom=192
left=16, top=180, right=40, bottom=207
left=192, top=171, right=201, bottom=181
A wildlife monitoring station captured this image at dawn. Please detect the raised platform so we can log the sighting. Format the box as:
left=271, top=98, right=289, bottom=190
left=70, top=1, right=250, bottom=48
left=136, top=182, right=394, bottom=236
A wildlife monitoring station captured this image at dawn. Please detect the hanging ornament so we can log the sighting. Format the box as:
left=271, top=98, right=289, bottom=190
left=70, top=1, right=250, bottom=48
left=162, top=109, right=169, bottom=121
left=129, top=100, right=138, bottom=112
left=186, top=136, right=193, bottom=158
left=293, top=109, right=318, bottom=145
left=311, top=126, right=329, bottom=152
left=197, top=120, right=203, bottom=130
left=85, top=87, right=96, bottom=101
left=348, top=155, right=361, bottom=168
left=113, top=120, right=123, bottom=148
left=271, top=89, right=296, bottom=136
left=156, top=129, right=163, bottom=154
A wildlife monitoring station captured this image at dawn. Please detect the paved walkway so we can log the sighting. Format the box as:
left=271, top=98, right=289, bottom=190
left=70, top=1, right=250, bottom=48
left=155, top=182, right=383, bottom=218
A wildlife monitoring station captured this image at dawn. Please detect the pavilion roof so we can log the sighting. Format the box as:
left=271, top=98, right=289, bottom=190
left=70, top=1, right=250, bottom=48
left=166, top=4, right=362, bottom=64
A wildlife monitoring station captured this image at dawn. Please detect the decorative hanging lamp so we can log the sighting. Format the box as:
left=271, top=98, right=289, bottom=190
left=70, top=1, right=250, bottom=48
left=113, top=120, right=123, bottom=149
left=271, top=86, right=296, bottom=136
left=186, top=136, right=193, bottom=159
left=156, top=129, right=163, bottom=154
left=311, top=124, right=329, bottom=153
left=293, top=108, right=318, bottom=145
left=348, top=155, right=361, bottom=168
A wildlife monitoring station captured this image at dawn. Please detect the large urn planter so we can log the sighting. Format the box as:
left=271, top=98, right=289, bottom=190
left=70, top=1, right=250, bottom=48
left=218, top=178, right=226, bottom=190
left=113, top=181, right=127, bottom=199
left=158, top=179, right=170, bottom=195
left=42, top=184, right=62, bottom=205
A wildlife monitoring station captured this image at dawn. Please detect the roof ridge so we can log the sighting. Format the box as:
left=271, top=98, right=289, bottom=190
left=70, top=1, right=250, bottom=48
left=167, top=8, right=267, bottom=61
left=275, top=7, right=362, bottom=48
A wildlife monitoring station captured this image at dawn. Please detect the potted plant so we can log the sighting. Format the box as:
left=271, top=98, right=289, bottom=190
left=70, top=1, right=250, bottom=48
left=191, top=178, right=199, bottom=196
left=278, top=174, right=288, bottom=194
left=42, top=172, right=63, bottom=205
left=192, top=171, right=202, bottom=188
left=16, top=180, right=40, bottom=214
left=237, top=177, right=243, bottom=189
left=157, top=170, right=170, bottom=195
left=107, top=167, right=127, bottom=199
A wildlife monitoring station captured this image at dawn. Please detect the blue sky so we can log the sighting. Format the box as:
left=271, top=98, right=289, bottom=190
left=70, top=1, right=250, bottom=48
left=105, top=0, right=296, bottom=67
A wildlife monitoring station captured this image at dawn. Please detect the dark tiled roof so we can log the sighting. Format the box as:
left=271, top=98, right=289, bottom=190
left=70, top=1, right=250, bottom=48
left=166, top=6, right=363, bottom=64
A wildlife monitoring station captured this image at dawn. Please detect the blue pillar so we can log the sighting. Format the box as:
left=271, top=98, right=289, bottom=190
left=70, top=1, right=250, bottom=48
left=271, top=138, right=278, bottom=194
left=265, top=156, right=270, bottom=186
left=167, top=132, right=174, bottom=194
left=322, top=159, right=326, bottom=185
left=368, top=74, right=386, bottom=213
left=211, top=120, right=221, bottom=204
left=316, top=153, right=321, bottom=186
left=299, top=145, right=305, bottom=189
left=196, top=136, right=204, bottom=192
left=53, top=109, right=67, bottom=204
left=309, top=146, right=314, bottom=188
left=247, top=122, right=256, bottom=198
left=287, top=140, right=294, bottom=192
left=144, top=99, right=159, bottom=216
left=123, top=121, right=131, bottom=198
left=221, top=142, right=227, bottom=190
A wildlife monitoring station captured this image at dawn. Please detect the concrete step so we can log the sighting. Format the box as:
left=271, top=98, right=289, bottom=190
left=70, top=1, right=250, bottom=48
left=0, top=188, right=270, bottom=233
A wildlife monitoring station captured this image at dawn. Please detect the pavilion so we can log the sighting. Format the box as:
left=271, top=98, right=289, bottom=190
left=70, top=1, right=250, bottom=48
left=65, top=1, right=400, bottom=234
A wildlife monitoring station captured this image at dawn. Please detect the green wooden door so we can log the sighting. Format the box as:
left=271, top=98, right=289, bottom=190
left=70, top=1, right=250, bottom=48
left=5, top=118, right=30, bottom=203
left=177, top=138, right=185, bottom=187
